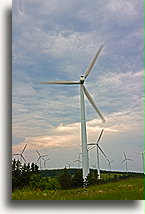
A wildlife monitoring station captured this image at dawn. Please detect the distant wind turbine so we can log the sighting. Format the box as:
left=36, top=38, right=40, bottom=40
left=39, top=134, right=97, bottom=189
left=107, top=158, right=113, bottom=172
left=12, top=144, right=27, bottom=163
left=73, top=159, right=82, bottom=168
left=42, top=157, right=51, bottom=169
left=66, top=162, right=72, bottom=169
left=121, top=152, right=133, bottom=173
left=87, top=129, right=107, bottom=179
left=38, top=44, right=106, bottom=180
left=36, top=150, right=48, bottom=170
left=135, top=151, right=144, bottom=171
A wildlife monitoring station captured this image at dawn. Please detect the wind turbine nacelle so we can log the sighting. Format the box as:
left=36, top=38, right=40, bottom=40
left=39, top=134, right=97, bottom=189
left=80, top=76, right=85, bottom=84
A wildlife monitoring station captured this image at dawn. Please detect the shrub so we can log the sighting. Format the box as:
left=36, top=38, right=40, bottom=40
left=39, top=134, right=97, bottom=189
left=47, top=178, right=60, bottom=190
left=71, top=171, right=84, bottom=188
left=86, top=171, right=98, bottom=186
left=29, top=174, right=42, bottom=190
left=58, top=168, right=72, bottom=189
left=29, top=174, right=60, bottom=190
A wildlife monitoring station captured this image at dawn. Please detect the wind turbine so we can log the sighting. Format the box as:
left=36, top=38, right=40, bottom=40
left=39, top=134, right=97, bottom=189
left=73, top=159, right=83, bottom=168
left=87, top=129, right=107, bottom=179
left=12, top=144, right=27, bottom=163
left=121, top=152, right=133, bottom=173
left=135, top=151, right=144, bottom=171
left=107, top=158, right=113, bottom=172
left=66, top=162, right=72, bottom=169
left=38, top=44, right=106, bottom=180
left=42, top=157, right=51, bottom=169
left=36, top=150, right=48, bottom=170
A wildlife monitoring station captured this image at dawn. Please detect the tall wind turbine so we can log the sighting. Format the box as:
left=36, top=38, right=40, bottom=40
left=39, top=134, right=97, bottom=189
left=87, top=129, right=107, bottom=179
left=12, top=144, right=27, bottom=163
left=121, top=152, right=133, bottom=173
left=38, top=44, right=106, bottom=180
left=36, top=150, right=48, bottom=170
left=135, top=151, right=144, bottom=171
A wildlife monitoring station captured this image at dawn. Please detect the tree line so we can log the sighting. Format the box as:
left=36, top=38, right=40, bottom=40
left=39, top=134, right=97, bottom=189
left=12, top=159, right=142, bottom=191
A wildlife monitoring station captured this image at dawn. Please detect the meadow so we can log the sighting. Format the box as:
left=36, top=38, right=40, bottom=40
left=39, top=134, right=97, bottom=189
left=12, top=176, right=143, bottom=200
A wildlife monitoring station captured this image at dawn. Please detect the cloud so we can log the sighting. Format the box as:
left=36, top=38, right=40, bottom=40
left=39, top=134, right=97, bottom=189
left=12, top=105, right=143, bottom=153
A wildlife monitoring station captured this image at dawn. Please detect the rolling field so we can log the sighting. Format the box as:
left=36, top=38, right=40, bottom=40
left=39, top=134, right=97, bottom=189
left=12, top=177, right=144, bottom=200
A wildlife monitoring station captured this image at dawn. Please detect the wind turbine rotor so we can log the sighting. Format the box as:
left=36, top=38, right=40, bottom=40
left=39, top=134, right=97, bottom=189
left=38, top=80, right=80, bottom=85
left=83, top=85, right=106, bottom=123
left=83, top=44, right=104, bottom=79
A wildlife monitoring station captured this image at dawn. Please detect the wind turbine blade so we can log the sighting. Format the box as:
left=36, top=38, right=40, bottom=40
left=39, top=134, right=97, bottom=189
left=98, top=145, right=107, bottom=157
left=38, top=81, right=80, bottom=85
left=83, top=85, right=106, bottom=123
left=37, top=157, right=41, bottom=163
left=74, top=159, right=82, bottom=164
left=21, top=144, right=27, bottom=154
left=127, top=158, right=133, bottom=161
left=106, top=158, right=110, bottom=163
left=123, top=152, right=127, bottom=159
left=121, top=159, right=126, bottom=164
left=12, top=154, right=20, bottom=155
left=41, top=155, right=48, bottom=157
left=87, top=143, right=96, bottom=145
left=21, top=155, right=27, bottom=163
left=88, top=145, right=96, bottom=151
left=135, top=152, right=142, bottom=155
left=36, top=150, right=41, bottom=156
left=96, top=129, right=104, bottom=144
left=83, top=44, right=104, bottom=79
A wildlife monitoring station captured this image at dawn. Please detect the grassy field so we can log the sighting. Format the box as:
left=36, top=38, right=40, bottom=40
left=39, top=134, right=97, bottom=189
left=12, top=177, right=143, bottom=200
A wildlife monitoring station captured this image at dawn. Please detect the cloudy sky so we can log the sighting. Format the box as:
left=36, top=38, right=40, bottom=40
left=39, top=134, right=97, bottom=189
left=12, top=0, right=143, bottom=172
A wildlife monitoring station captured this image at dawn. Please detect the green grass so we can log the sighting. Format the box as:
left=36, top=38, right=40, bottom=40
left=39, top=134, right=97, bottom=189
left=12, top=177, right=143, bottom=200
